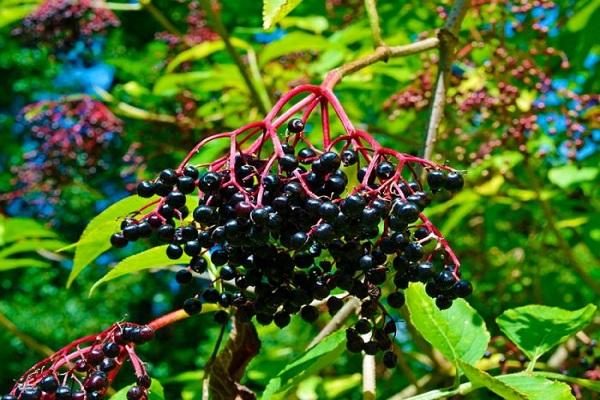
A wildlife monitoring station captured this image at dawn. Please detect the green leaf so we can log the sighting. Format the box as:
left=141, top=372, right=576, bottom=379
left=0, top=239, right=65, bottom=258
left=166, top=38, right=250, bottom=73
left=0, top=0, right=40, bottom=28
left=532, top=371, right=600, bottom=392
left=0, top=258, right=50, bottom=271
left=566, top=0, right=600, bottom=31
left=405, top=282, right=489, bottom=367
left=262, top=330, right=346, bottom=399
left=110, top=378, right=165, bottom=400
left=90, top=245, right=191, bottom=295
left=497, top=374, right=575, bottom=400
left=65, top=195, right=157, bottom=288
left=459, top=361, right=526, bottom=399
left=153, top=66, right=245, bottom=96
left=262, top=0, right=303, bottom=29
left=259, top=32, right=334, bottom=65
left=496, top=304, right=597, bottom=362
left=0, top=217, right=57, bottom=245
left=279, top=16, right=329, bottom=34
left=548, top=165, right=598, bottom=188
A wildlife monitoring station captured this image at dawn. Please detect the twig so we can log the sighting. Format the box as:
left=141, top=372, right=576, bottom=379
left=139, top=0, right=183, bottom=37
left=364, top=0, right=384, bottom=47
left=363, top=353, right=376, bottom=400
left=103, top=2, right=142, bottom=11
left=199, top=0, right=270, bottom=115
left=306, top=297, right=360, bottom=349
left=423, top=0, right=470, bottom=161
left=523, top=158, right=600, bottom=297
left=0, top=311, right=54, bottom=357
left=323, top=38, right=439, bottom=89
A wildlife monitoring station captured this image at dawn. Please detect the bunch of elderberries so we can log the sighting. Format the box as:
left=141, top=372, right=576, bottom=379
left=1, top=323, right=154, bottom=400
left=109, top=84, right=472, bottom=368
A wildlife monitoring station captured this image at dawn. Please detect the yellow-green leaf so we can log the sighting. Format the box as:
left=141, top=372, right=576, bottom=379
left=263, top=0, right=303, bottom=29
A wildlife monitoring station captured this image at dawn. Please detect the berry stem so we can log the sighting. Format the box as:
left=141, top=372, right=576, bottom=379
left=364, top=0, right=385, bottom=48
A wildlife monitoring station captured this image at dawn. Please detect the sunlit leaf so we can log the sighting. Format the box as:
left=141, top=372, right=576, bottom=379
left=263, top=0, right=303, bottom=29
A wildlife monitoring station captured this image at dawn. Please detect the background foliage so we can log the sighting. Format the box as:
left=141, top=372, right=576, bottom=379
left=0, top=0, right=598, bottom=398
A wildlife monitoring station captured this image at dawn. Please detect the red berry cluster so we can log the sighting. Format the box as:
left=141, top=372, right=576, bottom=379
left=109, top=85, right=471, bottom=367
left=156, top=0, right=218, bottom=49
left=1, top=98, right=123, bottom=206
left=13, top=0, right=119, bottom=52
left=2, top=323, right=154, bottom=400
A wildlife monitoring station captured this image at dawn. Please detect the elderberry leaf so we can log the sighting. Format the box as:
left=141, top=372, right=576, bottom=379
left=262, top=330, right=346, bottom=399
left=496, top=374, right=575, bottom=400
left=166, top=38, right=251, bottom=73
left=259, top=32, right=334, bottom=65
left=89, top=245, right=190, bottom=295
left=0, top=216, right=58, bottom=245
left=458, top=361, right=527, bottom=400
left=262, top=0, right=303, bottom=29
left=65, top=195, right=159, bottom=288
left=405, top=282, right=489, bottom=367
left=0, top=0, right=39, bottom=29
left=496, top=304, right=597, bottom=362
left=109, top=377, right=165, bottom=400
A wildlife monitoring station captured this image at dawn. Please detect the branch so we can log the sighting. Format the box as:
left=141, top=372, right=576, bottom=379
left=306, top=296, right=360, bottom=349
left=139, top=0, right=183, bottom=37
left=364, top=0, right=384, bottom=47
left=323, top=38, right=440, bottom=89
left=363, top=353, right=376, bottom=400
left=0, top=311, right=54, bottom=357
left=199, top=0, right=270, bottom=115
left=423, top=0, right=470, bottom=161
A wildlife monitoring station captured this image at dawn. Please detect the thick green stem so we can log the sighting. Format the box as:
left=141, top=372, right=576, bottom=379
left=523, top=159, right=600, bottom=297
left=199, top=0, right=270, bottom=115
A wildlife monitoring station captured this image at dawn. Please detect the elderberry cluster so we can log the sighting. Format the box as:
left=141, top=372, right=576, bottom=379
left=109, top=111, right=471, bottom=367
left=3, top=324, right=154, bottom=400
left=13, top=0, right=119, bottom=55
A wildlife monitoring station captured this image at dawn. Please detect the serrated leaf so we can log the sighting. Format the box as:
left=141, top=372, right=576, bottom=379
left=65, top=195, right=157, bottom=288
left=459, top=361, right=527, bottom=399
left=262, top=330, right=346, bottom=399
left=405, top=282, right=489, bottom=368
left=496, top=304, right=597, bottom=362
left=166, top=38, right=250, bottom=73
left=259, top=31, right=333, bottom=65
left=110, top=378, right=164, bottom=400
left=263, top=0, right=303, bottom=29
left=90, top=245, right=190, bottom=295
left=498, top=374, right=575, bottom=400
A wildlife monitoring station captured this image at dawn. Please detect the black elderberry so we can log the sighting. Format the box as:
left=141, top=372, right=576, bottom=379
left=355, top=318, right=372, bottom=334
left=436, top=295, right=453, bottom=310
left=364, top=341, right=378, bottom=355
left=55, top=387, right=72, bottom=400
left=262, top=174, right=280, bottom=189
left=157, top=224, right=175, bottom=241
left=214, top=310, right=230, bottom=325
left=325, top=175, right=347, bottom=195
left=256, top=313, right=273, bottom=325
left=392, top=201, right=420, bottom=223
left=342, top=194, right=366, bottom=217
left=314, top=223, right=335, bottom=242
left=176, top=269, right=193, bottom=284
left=327, top=296, right=344, bottom=315
left=190, top=257, right=208, bottom=273
left=177, top=175, right=196, bottom=194
left=427, top=170, right=446, bottom=191
left=87, top=348, right=104, bottom=365
left=290, top=232, right=308, bottom=249
left=445, top=171, right=464, bottom=192
left=183, top=240, right=201, bottom=256
left=39, top=376, right=58, bottom=393
left=100, top=357, right=116, bottom=372
left=88, top=392, right=102, bottom=400
left=1, top=396, right=17, bottom=400
left=198, top=172, right=222, bottom=193
left=126, top=387, right=143, bottom=400
left=279, top=154, right=299, bottom=171
left=453, top=279, right=473, bottom=298
left=361, top=207, right=380, bottom=225
left=166, top=244, right=183, bottom=260
left=219, top=266, right=236, bottom=281
left=341, top=149, right=358, bottom=166
left=273, top=312, right=291, bottom=328
left=135, top=375, right=152, bottom=389
left=137, top=181, right=155, bottom=198
left=298, top=147, right=316, bottom=162
left=346, top=336, right=364, bottom=353
left=416, top=262, right=434, bottom=282
left=384, top=320, right=396, bottom=335
left=136, top=326, right=155, bottom=343
left=159, top=169, right=178, bottom=186
left=183, top=298, right=203, bottom=315
left=166, top=191, right=186, bottom=208
left=203, top=288, right=220, bottom=303
left=20, top=388, right=41, bottom=400
left=154, top=181, right=173, bottom=196
left=376, top=161, right=395, bottom=179
left=287, top=118, right=305, bottom=133
left=383, top=351, right=398, bottom=368
left=435, top=270, right=456, bottom=289
left=388, top=291, right=405, bottom=308
left=183, top=165, right=199, bottom=180
left=158, top=203, right=175, bottom=219
left=404, top=242, right=423, bottom=261
left=71, top=391, right=86, bottom=400
left=84, top=371, right=108, bottom=391
left=300, top=305, right=319, bottom=322
left=193, top=204, right=216, bottom=224
left=110, top=232, right=128, bottom=248
left=102, top=342, right=120, bottom=358
left=122, top=224, right=140, bottom=241
left=319, top=151, right=341, bottom=172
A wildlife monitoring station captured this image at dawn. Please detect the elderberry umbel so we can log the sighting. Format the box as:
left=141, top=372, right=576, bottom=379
left=110, top=84, right=472, bottom=366
left=3, top=323, right=154, bottom=400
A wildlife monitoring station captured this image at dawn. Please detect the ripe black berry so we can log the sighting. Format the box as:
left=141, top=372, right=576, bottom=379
left=183, top=165, right=199, bottom=179
left=376, top=161, right=394, bottom=179
left=102, top=342, right=120, bottom=358
left=300, top=305, right=319, bottom=322
left=453, top=279, right=473, bottom=298
left=176, top=269, right=193, bottom=284
left=110, top=232, right=128, bottom=248
left=166, top=191, right=186, bottom=208
left=279, top=154, right=298, bottom=171
left=341, top=149, right=358, bottom=166
left=287, top=118, right=305, bottom=133
left=127, top=386, right=143, bottom=400
left=183, top=298, right=203, bottom=315
left=20, top=388, right=41, bottom=400
left=214, top=310, right=229, bottom=325
left=166, top=244, right=184, bottom=260
left=427, top=170, right=446, bottom=190
left=137, top=181, right=155, bottom=198
left=39, top=376, right=58, bottom=393
left=445, top=171, right=464, bottom=191
left=387, top=291, right=405, bottom=308
left=159, top=169, right=178, bottom=186
left=177, top=175, right=196, bottom=194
